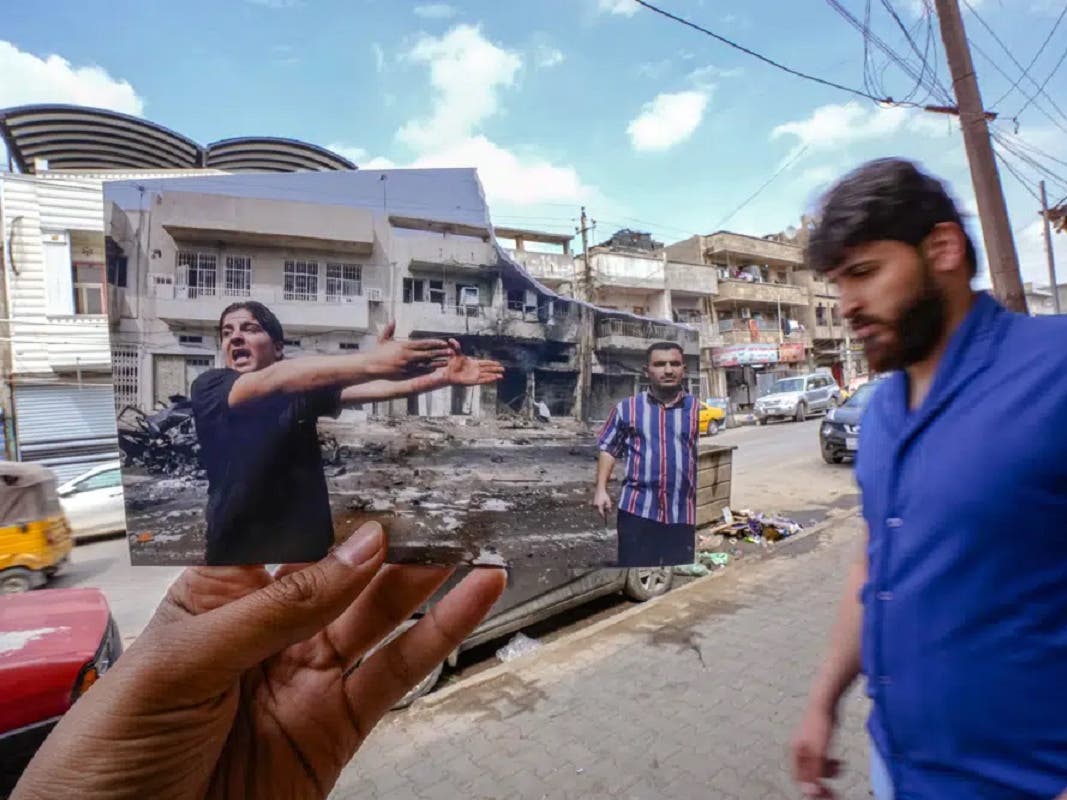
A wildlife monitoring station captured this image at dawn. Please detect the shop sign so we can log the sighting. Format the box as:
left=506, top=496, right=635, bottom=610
left=778, top=342, right=807, bottom=363
left=711, top=343, right=779, bottom=367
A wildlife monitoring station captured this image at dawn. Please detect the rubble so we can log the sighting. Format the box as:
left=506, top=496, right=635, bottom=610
left=117, top=395, right=204, bottom=479
left=699, top=508, right=803, bottom=546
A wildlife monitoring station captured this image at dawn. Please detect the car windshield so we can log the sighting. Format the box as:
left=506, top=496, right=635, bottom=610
left=770, top=378, right=804, bottom=394
left=846, top=381, right=879, bottom=408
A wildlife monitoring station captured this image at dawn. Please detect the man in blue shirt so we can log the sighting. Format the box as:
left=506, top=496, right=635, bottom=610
left=790, top=158, right=1067, bottom=799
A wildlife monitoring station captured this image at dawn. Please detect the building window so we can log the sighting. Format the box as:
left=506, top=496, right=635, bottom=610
left=106, top=254, right=127, bottom=288
left=403, top=278, right=425, bottom=303
left=831, top=306, right=842, bottom=325
left=506, top=289, right=525, bottom=311
left=112, top=347, right=139, bottom=410
left=284, top=260, right=319, bottom=302
left=339, top=342, right=360, bottom=351
left=283, top=338, right=302, bottom=348
left=73, top=262, right=106, bottom=315
left=428, top=279, right=446, bottom=307
left=225, top=256, right=252, bottom=297
left=177, top=252, right=218, bottom=298
left=326, top=263, right=362, bottom=302
left=178, top=335, right=203, bottom=345
left=816, top=305, right=827, bottom=325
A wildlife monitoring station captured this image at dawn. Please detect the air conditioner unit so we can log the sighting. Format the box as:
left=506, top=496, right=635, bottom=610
left=740, top=307, right=752, bottom=319
left=365, top=288, right=384, bottom=303
left=460, top=286, right=480, bottom=306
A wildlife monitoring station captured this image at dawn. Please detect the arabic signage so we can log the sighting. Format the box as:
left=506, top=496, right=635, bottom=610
left=711, top=343, right=779, bottom=367
left=778, top=342, right=807, bottom=363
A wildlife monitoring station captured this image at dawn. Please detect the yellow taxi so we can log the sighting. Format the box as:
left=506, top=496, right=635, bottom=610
left=699, top=400, right=727, bottom=436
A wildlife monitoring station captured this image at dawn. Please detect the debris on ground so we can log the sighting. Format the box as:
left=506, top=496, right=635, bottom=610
left=674, top=563, right=710, bottom=577
left=495, top=632, right=543, bottom=663
left=699, top=508, right=803, bottom=546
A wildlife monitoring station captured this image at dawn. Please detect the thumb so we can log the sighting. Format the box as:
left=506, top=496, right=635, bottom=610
left=187, top=522, right=386, bottom=673
left=378, top=320, right=396, bottom=343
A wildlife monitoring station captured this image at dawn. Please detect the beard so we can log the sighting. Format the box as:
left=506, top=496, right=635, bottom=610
left=859, top=262, right=947, bottom=373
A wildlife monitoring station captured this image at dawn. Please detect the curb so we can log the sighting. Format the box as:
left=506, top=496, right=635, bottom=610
left=418, top=506, right=861, bottom=709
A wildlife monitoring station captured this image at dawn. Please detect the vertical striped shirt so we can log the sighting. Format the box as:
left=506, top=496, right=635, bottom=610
left=597, top=391, right=699, bottom=526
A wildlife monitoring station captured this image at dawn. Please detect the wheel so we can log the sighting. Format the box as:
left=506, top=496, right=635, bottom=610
left=756, top=417, right=764, bottom=426
left=624, top=566, right=674, bottom=601
left=822, top=448, right=843, bottom=465
left=795, top=402, right=807, bottom=422
left=360, top=618, right=444, bottom=709
left=0, top=567, right=35, bottom=594
left=706, top=420, right=719, bottom=436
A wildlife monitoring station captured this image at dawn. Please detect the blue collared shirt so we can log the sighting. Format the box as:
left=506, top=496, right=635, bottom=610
left=856, top=292, right=1067, bottom=798
left=598, top=391, right=699, bottom=526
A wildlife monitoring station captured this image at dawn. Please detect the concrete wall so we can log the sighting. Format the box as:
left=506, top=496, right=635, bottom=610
left=704, top=232, right=804, bottom=267
left=663, top=236, right=703, bottom=265
left=589, top=251, right=665, bottom=291
left=666, top=260, right=717, bottom=296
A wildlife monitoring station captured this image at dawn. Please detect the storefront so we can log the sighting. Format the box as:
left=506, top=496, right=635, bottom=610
left=711, top=342, right=809, bottom=411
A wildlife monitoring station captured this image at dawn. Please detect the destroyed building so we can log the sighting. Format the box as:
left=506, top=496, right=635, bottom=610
left=106, top=171, right=698, bottom=424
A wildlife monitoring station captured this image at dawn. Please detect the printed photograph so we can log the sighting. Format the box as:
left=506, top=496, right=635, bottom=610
left=104, top=169, right=709, bottom=568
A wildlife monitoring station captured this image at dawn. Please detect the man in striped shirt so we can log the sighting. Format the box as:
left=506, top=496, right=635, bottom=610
left=593, top=342, right=699, bottom=568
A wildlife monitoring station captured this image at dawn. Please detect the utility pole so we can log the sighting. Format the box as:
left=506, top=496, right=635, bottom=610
left=934, top=0, right=1027, bottom=313
left=1040, top=180, right=1061, bottom=315
left=573, top=207, right=595, bottom=423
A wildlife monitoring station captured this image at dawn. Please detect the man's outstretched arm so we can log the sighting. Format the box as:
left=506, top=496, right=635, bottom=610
left=339, top=353, right=505, bottom=405
left=227, top=339, right=455, bottom=408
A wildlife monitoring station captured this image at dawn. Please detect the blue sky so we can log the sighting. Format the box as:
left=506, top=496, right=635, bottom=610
left=3, top=0, right=1066, bottom=285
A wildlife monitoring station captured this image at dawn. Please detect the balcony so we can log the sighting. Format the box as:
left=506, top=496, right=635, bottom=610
left=150, top=275, right=370, bottom=332
left=40, top=315, right=112, bottom=373
left=813, top=324, right=843, bottom=341
left=666, top=261, right=717, bottom=296
left=405, top=235, right=497, bottom=276
left=506, top=249, right=575, bottom=284
left=590, top=252, right=665, bottom=291
left=395, top=302, right=499, bottom=337
left=595, top=318, right=700, bottom=356
left=714, top=279, right=808, bottom=307
left=716, top=318, right=811, bottom=348
left=703, top=231, right=803, bottom=268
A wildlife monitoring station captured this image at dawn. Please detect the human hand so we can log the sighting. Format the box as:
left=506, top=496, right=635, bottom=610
left=790, top=702, right=843, bottom=799
left=366, top=337, right=456, bottom=380
left=12, top=522, right=506, bottom=800
left=437, top=340, right=505, bottom=387
left=593, top=488, right=613, bottom=522
left=377, top=320, right=397, bottom=344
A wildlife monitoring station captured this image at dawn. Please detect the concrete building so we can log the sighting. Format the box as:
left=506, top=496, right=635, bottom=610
left=1024, top=281, right=1066, bottom=316
left=106, top=174, right=699, bottom=424
left=666, top=231, right=814, bottom=409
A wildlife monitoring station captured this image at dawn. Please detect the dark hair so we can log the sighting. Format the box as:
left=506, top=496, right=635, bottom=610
left=218, top=301, right=285, bottom=344
left=806, top=158, right=977, bottom=278
left=646, top=341, right=684, bottom=362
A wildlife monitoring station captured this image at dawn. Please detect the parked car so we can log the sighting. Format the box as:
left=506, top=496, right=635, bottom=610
left=57, top=461, right=126, bottom=541
left=699, top=400, right=726, bottom=436
left=753, top=372, right=841, bottom=424
left=365, top=563, right=675, bottom=709
left=819, top=378, right=884, bottom=463
left=0, top=463, right=73, bottom=594
left=0, top=587, right=123, bottom=795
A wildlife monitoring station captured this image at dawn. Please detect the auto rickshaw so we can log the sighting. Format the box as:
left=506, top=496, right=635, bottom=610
left=0, top=462, right=73, bottom=593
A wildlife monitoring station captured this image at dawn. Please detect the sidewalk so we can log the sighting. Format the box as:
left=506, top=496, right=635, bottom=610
left=332, top=514, right=873, bottom=800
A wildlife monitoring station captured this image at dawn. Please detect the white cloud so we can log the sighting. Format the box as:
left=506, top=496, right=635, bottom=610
left=371, top=43, right=385, bottom=73
left=325, top=143, right=397, bottom=170
left=535, top=45, right=565, bottom=68
left=598, top=0, right=640, bottom=15
left=398, top=24, right=521, bottom=151
left=627, top=90, right=710, bottom=152
left=688, top=64, right=742, bottom=89
left=770, top=101, right=955, bottom=166
left=0, top=41, right=143, bottom=114
left=413, top=3, right=457, bottom=19
left=637, top=59, right=672, bottom=78
left=1016, top=216, right=1067, bottom=285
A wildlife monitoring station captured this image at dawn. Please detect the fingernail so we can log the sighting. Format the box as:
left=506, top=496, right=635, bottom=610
left=335, top=522, right=383, bottom=566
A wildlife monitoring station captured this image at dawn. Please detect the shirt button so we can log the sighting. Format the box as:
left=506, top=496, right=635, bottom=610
left=886, top=517, right=903, bottom=529
left=877, top=591, right=893, bottom=601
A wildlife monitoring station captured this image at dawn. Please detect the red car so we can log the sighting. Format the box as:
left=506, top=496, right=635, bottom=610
left=0, top=588, right=122, bottom=795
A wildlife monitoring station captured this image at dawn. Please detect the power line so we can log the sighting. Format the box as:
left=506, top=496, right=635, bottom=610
left=993, top=145, right=1043, bottom=203
left=714, top=145, right=811, bottom=230
left=632, top=0, right=906, bottom=105
left=966, top=37, right=1067, bottom=137
left=988, top=1, right=1067, bottom=109
left=879, top=0, right=938, bottom=104
left=1015, top=43, right=1067, bottom=120
left=961, top=0, right=1067, bottom=127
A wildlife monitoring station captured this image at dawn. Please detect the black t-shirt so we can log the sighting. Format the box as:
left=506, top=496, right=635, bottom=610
left=190, top=368, right=342, bottom=566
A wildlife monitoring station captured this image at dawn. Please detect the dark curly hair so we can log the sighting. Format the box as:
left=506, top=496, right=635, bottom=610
left=805, top=158, right=977, bottom=278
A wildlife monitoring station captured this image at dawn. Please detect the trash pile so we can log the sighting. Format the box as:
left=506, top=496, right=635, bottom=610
left=117, top=395, right=203, bottom=479
left=676, top=509, right=804, bottom=577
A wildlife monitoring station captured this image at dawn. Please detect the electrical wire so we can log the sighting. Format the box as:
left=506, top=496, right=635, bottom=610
left=966, top=37, right=1067, bottom=138
left=632, top=0, right=907, bottom=105
left=988, top=1, right=1067, bottom=110
left=878, top=0, right=938, bottom=104
left=1015, top=43, right=1067, bottom=120
left=714, top=146, right=811, bottom=230
left=961, top=0, right=1067, bottom=128
left=993, top=145, right=1044, bottom=203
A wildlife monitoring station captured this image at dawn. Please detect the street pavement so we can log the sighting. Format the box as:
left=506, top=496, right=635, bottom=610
left=332, top=514, right=871, bottom=800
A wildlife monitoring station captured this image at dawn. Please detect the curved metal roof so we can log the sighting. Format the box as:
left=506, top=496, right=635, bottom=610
left=205, top=137, right=356, bottom=172
left=0, top=104, right=202, bottom=173
left=0, top=105, right=357, bottom=174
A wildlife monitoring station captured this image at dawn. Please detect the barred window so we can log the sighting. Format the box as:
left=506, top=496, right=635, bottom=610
left=225, top=256, right=252, bottom=297
left=284, top=260, right=319, bottom=302
left=325, top=263, right=361, bottom=302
